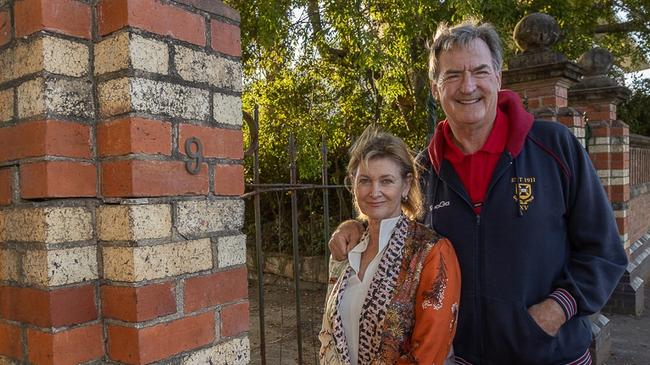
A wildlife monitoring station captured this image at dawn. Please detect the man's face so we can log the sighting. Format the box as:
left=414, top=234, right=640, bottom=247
left=432, top=38, right=501, bottom=131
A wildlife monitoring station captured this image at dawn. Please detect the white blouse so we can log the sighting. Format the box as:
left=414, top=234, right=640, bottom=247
left=339, top=216, right=400, bottom=365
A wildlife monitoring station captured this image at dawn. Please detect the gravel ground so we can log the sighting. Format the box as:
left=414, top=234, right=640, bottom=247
left=248, top=275, right=650, bottom=365
left=248, top=275, right=327, bottom=365
left=606, top=293, right=650, bottom=365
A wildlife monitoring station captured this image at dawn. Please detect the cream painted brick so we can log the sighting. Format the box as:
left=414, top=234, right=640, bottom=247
left=176, top=200, right=244, bottom=236
left=213, top=93, right=242, bottom=126
left=594, top=137, right=611, bottom=145
left=42, top=36, right=89, bottom=77
left=611, top=169, right=629, bottom=177
left=613, top=209, right=629, bottom=218
left=23, top=246, right=98, bottom=286
left=609, top=176, right=629, bottom=186
left=17, top=77, right=94, bottom=119
left=17, top=78, right=45, bottom=118
left=217, top=234, right=246, bottom=268
left=95, top=32, right=129, bottom=75
left=183, top=337, right=250, bottom=365
left=103, top=238, right=212, bottom=282
left=98, top=204, right=172, bottom=241
left=5, top=207, right=47, bottom=242
left=130, top=34, right=168, bottom=74
left=131, top=78, right=210, bottom=120
left=0, top=355, right=19, bottom=365
left=5, top=207, right=92, bottom=243
left=0, top=39, right=42, bottom=84
left=597, top=170, right=611, bottom=178
left=95, top=32, right=168, bottom=75
left=0, top=210, right=5, bottom=242
left=175, top=45, right=242, bottom=92
left=0, top=88, right=13, bottom=122
left=0, top=36, right=88, bottom=83
left=43, top=207, right=93, bottom=243
left=45, top=77, right=94, bottom=119
left=588, top=145, right=611, bottom=154
left=0, top=248, right=20, bottom=281
left=99, top=77, right=210, bottom=120
left=98, top=77, right=132, bottom=117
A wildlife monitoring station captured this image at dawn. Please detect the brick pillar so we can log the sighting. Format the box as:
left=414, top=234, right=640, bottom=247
left=502, top=13, right=587, bottom=146
left=1, top=0, right=248, bottom=364
left=0, top=0, right=101, bottom=364
left=569, top=48, right=632, bottom=249
left=569, top=48, right=643, bottom=317
left=503, top=14, right=619, bottom=365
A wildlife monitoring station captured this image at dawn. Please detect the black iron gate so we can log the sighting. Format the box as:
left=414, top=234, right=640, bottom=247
left=242, top=107, right=353, bottom=364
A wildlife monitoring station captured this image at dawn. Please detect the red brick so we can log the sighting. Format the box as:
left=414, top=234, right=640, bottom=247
left=214, top=163, right=244, bottom=196
left=0, top=321, right=22, bottom=360
left=101, top=282, right=176, bottom=322
left=101, top=160, right=209, bottom=197
left=0, top=120, right=92, bottom=163
left=609, top=126, right=629, bottom=137
left=98, top=0, right=206, bottom=46
left=522, top=85, right=556, bottom=98
left=609, top=184, right=630, bottom=202
left=173, top=0, right=240, bottom=21
left=525, top=98, right=540, bottom=109
left=107, top=312, right=215, bottom=364
left=0, top=168, right=11, bottom=205
left=616, top=216, right=628, bottom=235
left=587, top=111, right=615, bottom=122
left=179, top=124, right=243, bottom=159
left=542, top=95, right=567, bottom=108
left=211, top=20, right=240, bottom=57
left=0, top=10, right=11, bottom=46
left=558, top=115, right=583, bottom=129
left=0, top=285, right=97, bottom=327
left=184, top=267, right=247, bottom=312
left=220, top=301, right=248, bottom=337
left=20, top=161, right=97, bottom=198
left=96, top=0, right=128, bottom=36
left=586, top=123, right=610, bottom=137
left=14, top=0, right=91, bottom=39
left=27, top=324, right=103, bottom=365
left=98, top=117, right=172, bottom=157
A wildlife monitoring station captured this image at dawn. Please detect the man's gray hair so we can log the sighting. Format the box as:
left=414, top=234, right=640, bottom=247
left=427, top=19, right=503, bottom=82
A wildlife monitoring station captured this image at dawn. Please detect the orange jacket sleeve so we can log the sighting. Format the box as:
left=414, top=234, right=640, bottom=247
left=398, top=238, right=461, bottom=365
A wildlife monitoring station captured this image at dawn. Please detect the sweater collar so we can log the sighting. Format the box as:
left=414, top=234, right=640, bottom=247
left=428, top=89, right=534, bottom=172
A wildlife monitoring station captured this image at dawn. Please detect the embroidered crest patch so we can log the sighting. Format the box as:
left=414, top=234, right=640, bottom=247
left=512, top=177, right=536, bottom=211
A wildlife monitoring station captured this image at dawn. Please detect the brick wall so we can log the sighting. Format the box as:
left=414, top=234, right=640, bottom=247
left=0, top=0, right=247, bottom=364
left=629, top=134, right=650, bottom=245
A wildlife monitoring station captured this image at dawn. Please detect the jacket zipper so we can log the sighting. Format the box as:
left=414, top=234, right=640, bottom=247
left=477, top=153, right=514, bottom=362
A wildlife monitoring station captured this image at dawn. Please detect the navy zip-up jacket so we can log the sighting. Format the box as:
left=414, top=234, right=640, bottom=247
left=419, top=90, right=627, bottom=364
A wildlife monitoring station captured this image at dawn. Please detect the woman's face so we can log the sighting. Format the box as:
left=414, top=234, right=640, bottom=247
left=353, top=157, right=411, bottom=222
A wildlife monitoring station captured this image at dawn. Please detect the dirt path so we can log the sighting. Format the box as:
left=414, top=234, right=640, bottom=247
left=248, top=275, right=650, bottom=365
left=248, top=275, right=327, bottom=365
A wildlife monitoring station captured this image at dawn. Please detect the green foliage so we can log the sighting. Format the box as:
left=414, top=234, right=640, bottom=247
left=226, top=0, right=649, bottom=183
left=223, top=0, right=649, bottom=254
left=619, top=77, right=650, bottom=136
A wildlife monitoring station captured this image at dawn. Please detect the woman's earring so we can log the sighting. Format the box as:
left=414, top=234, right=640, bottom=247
left=402, top=195, right=408, bottom=202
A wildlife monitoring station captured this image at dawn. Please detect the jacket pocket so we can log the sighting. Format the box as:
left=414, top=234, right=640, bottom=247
left=482, top=297, right=558, bottom=365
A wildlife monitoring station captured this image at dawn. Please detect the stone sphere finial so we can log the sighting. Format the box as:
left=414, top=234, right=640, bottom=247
left=513, top=13, right=560, bottom=52
left=577, top=48, right=614, bottom=76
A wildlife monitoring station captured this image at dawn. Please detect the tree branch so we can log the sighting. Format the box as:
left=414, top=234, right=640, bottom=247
left=307, top=0, right=347, bottom=60
left=593, top=20, right=648, bottom=34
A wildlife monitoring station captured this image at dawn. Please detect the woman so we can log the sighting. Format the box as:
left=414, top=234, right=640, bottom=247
left=319, top=126, right=461, bottom=365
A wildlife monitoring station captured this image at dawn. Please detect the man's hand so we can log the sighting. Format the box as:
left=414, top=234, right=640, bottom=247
left=328, top=220, right=364, bottom=260
left=528, top=298, right=566, bottom=336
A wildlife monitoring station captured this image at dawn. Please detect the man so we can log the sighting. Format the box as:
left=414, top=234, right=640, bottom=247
left=329, top=20, right=627, bottom=364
